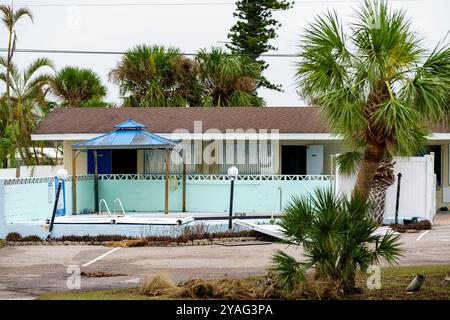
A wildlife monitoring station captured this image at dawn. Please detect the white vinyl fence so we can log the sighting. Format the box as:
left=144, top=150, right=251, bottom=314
left=335, top=155, right=436, bottom=222
left=0, top=168, right=17, bottom=179
left=0, top=165, right=64, bottom=179
left=19, top=165, right=64, bottom=178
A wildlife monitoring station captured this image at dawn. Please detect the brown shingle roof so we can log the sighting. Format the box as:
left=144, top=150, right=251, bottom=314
left=34, top=106, right=450, bottom=135
left=34, top=107, right=331, bottom=134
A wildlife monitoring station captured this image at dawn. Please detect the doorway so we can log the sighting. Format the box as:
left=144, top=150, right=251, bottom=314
left=112, top=149, right=137, bottom=174
left=87, top=150, right=112, bottom=175
left=281, top=145, right=306, bottom=175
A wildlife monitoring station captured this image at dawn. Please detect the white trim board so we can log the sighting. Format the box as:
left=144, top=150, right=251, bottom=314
left=31, top=132, right=344, bottom=141
left=32, top=132, right=450, bottom=142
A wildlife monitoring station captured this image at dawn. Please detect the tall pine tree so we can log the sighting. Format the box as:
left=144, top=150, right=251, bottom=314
left=227, top=0, right=294, bottom=91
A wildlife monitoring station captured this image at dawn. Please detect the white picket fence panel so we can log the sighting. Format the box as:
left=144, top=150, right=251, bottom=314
left=335, top=155, right=436, bottom=222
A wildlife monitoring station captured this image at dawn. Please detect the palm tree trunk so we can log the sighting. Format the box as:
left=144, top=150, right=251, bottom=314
left=5, top=29, right=26, bottom=164
left=354, top=143, right=385, bottom=199
left=342, top=271, right=356, bottom=295
left=368, top=154, right=396, bottom=224
left=32, top=143, right=39, bottom=165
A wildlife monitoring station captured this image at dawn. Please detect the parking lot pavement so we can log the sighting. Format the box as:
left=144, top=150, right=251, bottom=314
left=1, top=224, right=449, bottom=299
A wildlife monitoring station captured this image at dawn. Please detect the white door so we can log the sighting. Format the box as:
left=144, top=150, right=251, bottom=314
left=306, top=145, right=323, bottom=175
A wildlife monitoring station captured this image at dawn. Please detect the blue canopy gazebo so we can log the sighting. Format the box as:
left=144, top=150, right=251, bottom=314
left=71, top=119, right=185, bottom=215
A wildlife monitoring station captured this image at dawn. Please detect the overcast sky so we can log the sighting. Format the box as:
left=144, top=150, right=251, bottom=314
left=1, top=0, right=449, bottom=106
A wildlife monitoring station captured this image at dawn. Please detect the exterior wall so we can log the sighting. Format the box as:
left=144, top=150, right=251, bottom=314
left=64, top=140, right=87, bottom=175
left=63, top=139, right=352, bottom=176
left=277, top=140, right=350, bottom=175
left=434, top=142, right=447, bottom=209
left=137, top=150, right=145, bottom=174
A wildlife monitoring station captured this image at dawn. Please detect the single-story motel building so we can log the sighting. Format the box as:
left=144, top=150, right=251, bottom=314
left=0, top=106, right=447, bottom=238
left=30, top=107, right=450, bottom=210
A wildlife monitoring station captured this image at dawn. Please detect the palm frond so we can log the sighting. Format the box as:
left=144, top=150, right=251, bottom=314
left=297, top=9, right=351, bottom=98
left=270, top=250, right=307, bottom=292
left=404, top=45, right=450, bottom=121
left=50, top=66, right=107, bottom=107
left=23, top=57, right=54, bottom=84
left=335, top=151, right=363, bottom=176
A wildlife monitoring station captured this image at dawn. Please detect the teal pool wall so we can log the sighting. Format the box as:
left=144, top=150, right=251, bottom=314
left=97, top=177, right=332, bottom=214
left=2, top=176, right=95, bottom=223
left=1, top=175, right=333, bottom=224
left=3, top=178, right=54, bottom=223
left=65, top=178, right=96, bottom=215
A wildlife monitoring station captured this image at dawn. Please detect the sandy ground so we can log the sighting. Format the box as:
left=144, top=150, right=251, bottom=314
left=1, top=215, right=449, bottom=300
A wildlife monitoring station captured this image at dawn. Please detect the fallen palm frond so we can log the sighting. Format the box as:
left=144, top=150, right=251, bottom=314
left=297, top=277, right=341, bottom=300
left=81, top=271, right=126, bottom=278
left=177, top=279, right=216, bottom=298
left=106, top=239, right=149, bottom=247
left=139, top=273, right=181, bottom=297
left=177, top=278, right=255, bottom=299
left=253, top=272, right=340, bottom=300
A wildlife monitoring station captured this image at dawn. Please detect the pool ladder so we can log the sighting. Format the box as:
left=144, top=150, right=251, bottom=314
left=99, top=198, right=126, bottom=217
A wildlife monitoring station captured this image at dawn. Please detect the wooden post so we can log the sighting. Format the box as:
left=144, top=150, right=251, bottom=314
left=182, top=158, right=187, bottom=213
left=72, top=149, right=77, bottom=215
left=165, top=150, right=169, bottom=215
left=94, top=150, right=99, bottom=212
left=181, top=150, right=187, bottom=212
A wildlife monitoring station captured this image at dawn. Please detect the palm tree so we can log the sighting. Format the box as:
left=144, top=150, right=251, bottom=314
left=0, top=58, right=54, bottom=165
left=0, top=101, right=13, bottom=167
left=336, top=150, right=395, bottom=224
left=0, top=5, right=33, bottom=163
left=271, top=188, right=402, bottom=295
left=109, top=44, right=202, bottom=107
left=50, top=66, right=108, bottom=108
left=196, top=47, right=265, bottom=107
left=296, top=1, right=450, bottom=204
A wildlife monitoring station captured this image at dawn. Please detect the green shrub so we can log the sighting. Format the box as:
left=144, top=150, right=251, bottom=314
left=21, top=235, right=42, bottom=242
left=271, top=188, right=402, bottom=295
left=6, top=232, right=22, bottom=241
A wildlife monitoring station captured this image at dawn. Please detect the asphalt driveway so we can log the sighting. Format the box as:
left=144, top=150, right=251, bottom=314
left=1, top=221, right=449, bottom=300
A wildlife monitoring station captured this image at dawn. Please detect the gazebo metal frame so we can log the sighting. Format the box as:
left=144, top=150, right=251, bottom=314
left=71, top=119, right=186, bottom=215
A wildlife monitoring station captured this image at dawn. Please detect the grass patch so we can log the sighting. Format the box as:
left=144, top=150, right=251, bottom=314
left=36, top=264, right=450, bottom=300
left=37, top=289, right=154, bottom=300
left=350, top=264, right=450, bottom=300
left=0, top=239, right=6, bottom=248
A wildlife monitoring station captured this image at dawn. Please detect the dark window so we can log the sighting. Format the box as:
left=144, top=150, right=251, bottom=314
left=430, top=145, right=442, bottom=187
left=281, top=145, right=306, bottom=175
left=419, top=145, right=441, bottom=187
left=112, top=149, right=137, bottom=174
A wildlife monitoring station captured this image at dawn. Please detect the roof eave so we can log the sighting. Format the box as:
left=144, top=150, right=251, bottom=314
left=73, top=144, right=175, bottom=150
